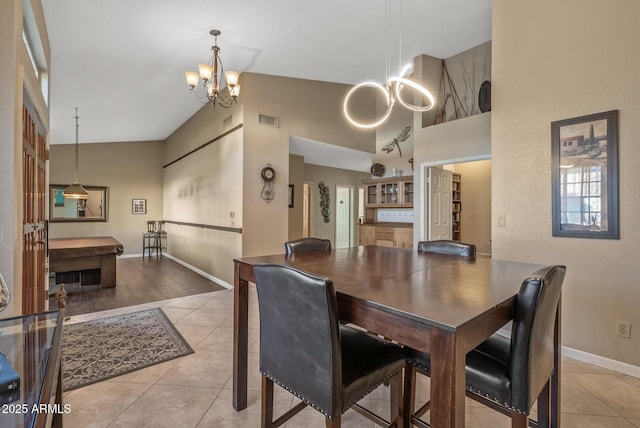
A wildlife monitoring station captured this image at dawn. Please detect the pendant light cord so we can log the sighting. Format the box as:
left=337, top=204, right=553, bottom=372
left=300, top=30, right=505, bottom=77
left=74, top=107, right=80, bottom=183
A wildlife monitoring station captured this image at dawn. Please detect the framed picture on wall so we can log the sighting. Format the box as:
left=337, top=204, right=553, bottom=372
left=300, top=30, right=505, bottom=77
left=551, top=110, right=619, bottom=239
left=288, top=185, right=294, bottom=208
left=132, top=199, right=147, bottom=214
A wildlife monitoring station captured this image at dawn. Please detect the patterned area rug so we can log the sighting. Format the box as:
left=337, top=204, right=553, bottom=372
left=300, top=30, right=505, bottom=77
left=62, top=308, right=193, bottom=391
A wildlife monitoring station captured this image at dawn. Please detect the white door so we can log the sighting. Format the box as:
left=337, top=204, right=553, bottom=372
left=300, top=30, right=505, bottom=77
left=303, top=183, right=310, bottom=237
left=428, top=167, right=453, bottom=240
left=335, top=186, right=351, bottom=248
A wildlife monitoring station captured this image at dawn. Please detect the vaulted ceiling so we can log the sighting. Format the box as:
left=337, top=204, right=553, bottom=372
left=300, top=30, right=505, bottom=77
left=42, top=0, right=491, bottom=146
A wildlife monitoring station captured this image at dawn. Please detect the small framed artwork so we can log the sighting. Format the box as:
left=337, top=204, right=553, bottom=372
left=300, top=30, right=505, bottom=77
left=132, top=199, right=147, bottom=214
left=551, top=110, right=619, bottom=239
left=288, top=185, right=294, bottom=208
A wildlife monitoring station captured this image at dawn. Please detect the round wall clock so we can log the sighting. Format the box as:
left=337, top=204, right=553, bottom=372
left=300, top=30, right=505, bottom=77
left=370, top=163, right=385, bottom=177
left=261, top=166, right=276, bottom=182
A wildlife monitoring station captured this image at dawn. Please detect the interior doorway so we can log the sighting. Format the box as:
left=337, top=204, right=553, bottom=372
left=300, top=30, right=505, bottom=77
left=335, top=186, right=353, bottom=248
left=421, top=158, right=492, bottom=255
left=303, top=183, right=311, bottom=238
left=427, top=167, right=453, bottom=240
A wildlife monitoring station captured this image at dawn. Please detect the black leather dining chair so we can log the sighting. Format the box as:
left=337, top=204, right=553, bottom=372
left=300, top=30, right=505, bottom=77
left=284, top=237, right=332, bottom=255
left=416, top=239, right=476, bottom=258
left=254, top=264, right=406, bottom=428
left=403, top=265, right=566, bottom=428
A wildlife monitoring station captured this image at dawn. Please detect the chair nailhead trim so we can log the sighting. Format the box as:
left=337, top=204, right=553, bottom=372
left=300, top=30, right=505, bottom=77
left=408, top=359, right=528, bottom=415
left=261, top=367, right=403, bottom=419
left=465, top=386, right=527, bottom=414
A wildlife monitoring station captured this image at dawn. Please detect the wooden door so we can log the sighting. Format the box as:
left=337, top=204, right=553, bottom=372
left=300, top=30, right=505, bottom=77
left=22, top=93, right=48, bottom=315
left=428, top=167, right=452, bottom=240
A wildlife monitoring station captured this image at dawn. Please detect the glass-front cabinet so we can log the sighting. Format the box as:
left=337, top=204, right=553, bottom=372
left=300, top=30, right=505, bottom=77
left=365, top=183, right=379, bottom=207
left=403, top=181, right=414, bottom=205
left=363, top=177, right=413, bottom=208
left=380, top=182, right=400, bottom=205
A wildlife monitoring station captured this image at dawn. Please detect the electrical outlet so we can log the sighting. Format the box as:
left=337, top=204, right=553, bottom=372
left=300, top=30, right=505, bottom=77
left=617, top=321, right=631, bottom=338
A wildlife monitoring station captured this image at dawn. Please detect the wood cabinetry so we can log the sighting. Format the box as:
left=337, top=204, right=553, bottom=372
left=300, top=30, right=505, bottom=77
left=359, top=224, right=413, bottom=249
left=452, top=173, right=461, bottom=242
left=360, top=177, right=413, bottom=248
left=393, top=227, right=413, bottom=249
left=359, top=225, right=376, bottom=246
left=364, top=176, right=413, bottom=208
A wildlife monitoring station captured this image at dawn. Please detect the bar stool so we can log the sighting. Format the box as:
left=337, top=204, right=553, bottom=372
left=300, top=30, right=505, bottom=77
left=142, top=221, right=164, bottom=259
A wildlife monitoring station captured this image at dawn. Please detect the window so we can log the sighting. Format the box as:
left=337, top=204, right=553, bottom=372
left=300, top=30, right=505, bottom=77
left=560, top=166, right=604, bottom=229
left=22, top=0, right=49, bottom=104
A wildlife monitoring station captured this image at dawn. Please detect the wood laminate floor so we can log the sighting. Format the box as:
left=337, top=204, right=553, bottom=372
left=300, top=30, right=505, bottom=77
left=49, top=257, right=227, bottom=317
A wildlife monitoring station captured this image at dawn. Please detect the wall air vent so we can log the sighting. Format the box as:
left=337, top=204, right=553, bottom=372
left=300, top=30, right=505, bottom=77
left=258, top=113, right=279, bottom=128
left=223, top=115, right=233, bottom=128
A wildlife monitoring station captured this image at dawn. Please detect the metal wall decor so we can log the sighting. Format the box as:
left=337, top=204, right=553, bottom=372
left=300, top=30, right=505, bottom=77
left=318, top=182, right=331, bottom=223
left=260, top=164, right=276, bottom=203
left=370, top=163, right=385, bottom=177
left=381, top=126, right=411, bottom=157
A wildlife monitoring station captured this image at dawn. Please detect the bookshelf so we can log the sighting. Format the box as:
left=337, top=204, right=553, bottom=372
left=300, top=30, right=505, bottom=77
left=452, top=173, right=461, bottom=241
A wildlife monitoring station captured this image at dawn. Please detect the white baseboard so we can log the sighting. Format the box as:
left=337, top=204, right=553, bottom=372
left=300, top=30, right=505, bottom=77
left=561, top=346, right=640, bottom=378
left=119, top=253, right=232, bottom=289
left=162, top=253, right=233, bottom=289
left=497, top=328, right=639, bottom=378
left=118, top=253, right=142, bottom=259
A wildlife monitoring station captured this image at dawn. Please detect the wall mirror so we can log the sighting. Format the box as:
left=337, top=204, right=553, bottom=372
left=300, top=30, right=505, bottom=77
left=50, top=185, right=109, bottom=222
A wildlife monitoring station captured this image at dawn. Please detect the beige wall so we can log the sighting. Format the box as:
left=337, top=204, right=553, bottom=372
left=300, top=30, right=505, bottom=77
left=439, top=42, right=492, bottom=121
left=288, top=154, right=305, bottom=240
left=239, top=72, right=376, bottom=257
left=162, top=72, right=375, bottom=283
left=454, top=160, right=492, bottom=254
left=0, top=0, right=50, bottom=316
left=49, top=141, right=165, bottom=256
left=163, top=127, right=243, bottom=286
left=412, top=113, right=491, bottom=246
left=373, top=103, right=414, bottom=179
left=303, top=164, right=370, bottom=245
left=493, top=0, right=640, bottom=366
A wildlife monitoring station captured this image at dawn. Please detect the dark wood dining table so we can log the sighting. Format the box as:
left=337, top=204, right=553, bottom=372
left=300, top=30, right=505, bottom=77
left=233, top=246, right=561, bottom=428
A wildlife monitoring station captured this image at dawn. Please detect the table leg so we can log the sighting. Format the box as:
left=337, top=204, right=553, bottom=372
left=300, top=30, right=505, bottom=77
left=233, top=262, right=249, bottom=411
left=430, top=329, right=465, bottom=428
left=100, top=254, right=116, bottom=288
left=551, top=295, right=562, bottom=428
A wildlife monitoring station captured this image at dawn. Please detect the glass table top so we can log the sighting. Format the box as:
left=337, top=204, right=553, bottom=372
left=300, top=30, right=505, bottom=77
left=0, top=310, right=63, bottom=428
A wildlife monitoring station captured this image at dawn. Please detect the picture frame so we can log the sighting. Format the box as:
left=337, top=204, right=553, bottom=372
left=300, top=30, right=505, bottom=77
left=288, top=185, right=294, bottom=208
left=50, top=184, right=109, bottom=222
left=132, top=199, right=147, bottom=214
left=551, top=110, right=619, bottom=239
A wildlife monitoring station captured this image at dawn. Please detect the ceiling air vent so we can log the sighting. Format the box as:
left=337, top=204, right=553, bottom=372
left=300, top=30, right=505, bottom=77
left=258, top=113, right=279, bottom=128
left=223, top=115, right=233, bottom=128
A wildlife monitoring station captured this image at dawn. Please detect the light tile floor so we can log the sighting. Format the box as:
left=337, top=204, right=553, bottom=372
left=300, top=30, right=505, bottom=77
left=62, top=287, right=640, bottom=428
